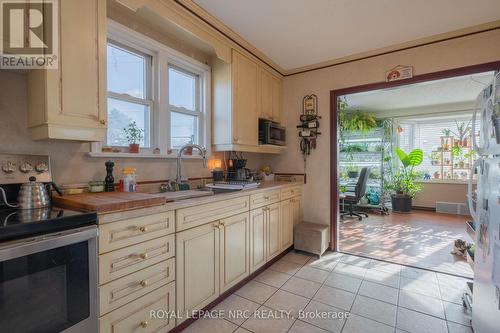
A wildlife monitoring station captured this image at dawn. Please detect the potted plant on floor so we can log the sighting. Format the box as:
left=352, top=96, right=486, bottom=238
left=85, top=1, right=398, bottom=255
left=123, top=121, right=143, bottom=153
left=386, top=148, right=423, bottom=213
left=346, top=165, right=360, bottom=179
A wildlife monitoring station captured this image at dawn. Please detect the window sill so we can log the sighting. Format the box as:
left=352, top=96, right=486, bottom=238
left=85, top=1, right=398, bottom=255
left=416, top=179, right=475, bottom=185
left=87, top=152, right=204, bottom=159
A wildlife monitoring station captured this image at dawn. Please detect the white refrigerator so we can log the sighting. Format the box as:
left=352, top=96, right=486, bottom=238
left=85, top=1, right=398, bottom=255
left=468, top=72, right=500, bottom=333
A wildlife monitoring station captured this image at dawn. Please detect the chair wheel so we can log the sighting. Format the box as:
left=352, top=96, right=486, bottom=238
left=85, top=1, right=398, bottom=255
left=358, top=217, right=362, bottom=220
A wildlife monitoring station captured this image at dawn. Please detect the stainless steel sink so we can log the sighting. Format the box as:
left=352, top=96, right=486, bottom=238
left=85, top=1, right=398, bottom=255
left=150, top=189, right=214, bottom=202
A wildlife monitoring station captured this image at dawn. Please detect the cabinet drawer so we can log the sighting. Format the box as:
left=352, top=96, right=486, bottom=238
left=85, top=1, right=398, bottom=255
left=281, top=186, right=301, bottom=200
left=99, top=235, right=175, bottom=285
left=99, top=211, right=174, bottom=253
left=99, top=282, right=175, bottom=333
left=176, top=196, right=249, bottom=231
left=100, top=258, right=175, bottom=315
left=250, top=190, right=280, bottom=209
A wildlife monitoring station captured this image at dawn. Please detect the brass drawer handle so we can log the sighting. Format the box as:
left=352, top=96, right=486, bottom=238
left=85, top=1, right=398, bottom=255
left=220, top=222, right=225, bottom=228
left=264, top=196, right=270, bottom=200
left=139, top=226, right=148, bottom=233
left=140, top=321, right=148, bottom=328
left=139, top=253, right=148, bottom=260
left=140, top=280, right=149, bottom=287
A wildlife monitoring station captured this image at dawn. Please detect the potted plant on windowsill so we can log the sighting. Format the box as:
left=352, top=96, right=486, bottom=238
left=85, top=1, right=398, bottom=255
left=183, top=135, right=195, bottom=155
left=123, top=121, right=143, bottom=153
left=386, top=148, right=423, bottom=213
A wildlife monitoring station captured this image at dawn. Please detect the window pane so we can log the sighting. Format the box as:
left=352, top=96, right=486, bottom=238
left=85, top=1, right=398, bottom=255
left=170, top=112, right=198, bottom=149
left=169, top=67, right=196, bottom=110
left=107, top=43, right=146, bottom=98
left=107, top=98, right=150, bottom=147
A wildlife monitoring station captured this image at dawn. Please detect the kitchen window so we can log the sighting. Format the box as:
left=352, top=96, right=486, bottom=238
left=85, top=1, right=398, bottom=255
left=92, top=20, right=211, bottom=156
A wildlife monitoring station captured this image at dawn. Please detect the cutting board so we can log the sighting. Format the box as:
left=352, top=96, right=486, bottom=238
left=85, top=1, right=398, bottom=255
left=53, top=192, right=166, bottom=213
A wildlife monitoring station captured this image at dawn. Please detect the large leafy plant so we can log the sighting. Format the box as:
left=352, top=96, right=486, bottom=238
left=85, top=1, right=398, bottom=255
left=386, top=148, right=423, bottom=198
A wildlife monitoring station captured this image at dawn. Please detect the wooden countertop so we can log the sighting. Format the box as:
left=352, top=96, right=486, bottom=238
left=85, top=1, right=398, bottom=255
left=54, top=181, right=303, bottom=220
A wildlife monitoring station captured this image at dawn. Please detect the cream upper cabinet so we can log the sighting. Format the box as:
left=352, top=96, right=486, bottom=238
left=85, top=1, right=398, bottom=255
left=176, top=222, right=220, bottom=323
left=271, top=74, right=283, bottom=123
left=219, top=212, right=250, bottom=292
left=267, top=203, right=281, bottom=260
left=212, top=50, right=285, bottom=154
left=280, top=199, right=294, bottom=251
left=28, top=0, right=107, bottom=141
left=260, top=67, right=282, bottom=122
left=232, top=50, right=259, bottom=146
left=260, top=68, right=273, bottom=120
left=249, top=207, right=267, bottom=273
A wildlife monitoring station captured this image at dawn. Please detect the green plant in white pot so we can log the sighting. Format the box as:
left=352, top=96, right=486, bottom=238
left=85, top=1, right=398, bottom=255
left=123, top=121, right=143, bottom=153
left=386, top=148, right=423, bottom=213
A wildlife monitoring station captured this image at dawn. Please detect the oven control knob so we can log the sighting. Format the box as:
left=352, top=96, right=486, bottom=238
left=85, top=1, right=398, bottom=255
left=35, top=162, right=49, bottom=173
left=19, top=161, right=33, bottom=173
left=2, top=161, right=16, bottom=173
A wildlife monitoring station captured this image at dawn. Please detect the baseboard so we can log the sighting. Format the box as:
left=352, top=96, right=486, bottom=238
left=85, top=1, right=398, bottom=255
left=169, top=246, right=294, bottom=333
left=412, top=206, right=436, bottom=212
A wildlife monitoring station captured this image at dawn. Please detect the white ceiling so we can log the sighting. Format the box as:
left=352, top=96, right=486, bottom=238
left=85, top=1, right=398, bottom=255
left=345, top=72, right=495, bottom=112
left=193, top=0, right=500, bottom=70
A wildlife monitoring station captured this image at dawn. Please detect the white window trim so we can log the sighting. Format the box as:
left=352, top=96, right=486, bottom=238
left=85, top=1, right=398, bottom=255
left=91, top=19, right=211, bottom=158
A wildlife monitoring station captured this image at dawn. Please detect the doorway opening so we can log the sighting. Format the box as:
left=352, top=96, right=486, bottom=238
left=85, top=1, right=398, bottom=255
left=330, top=62, right=500, bottom=278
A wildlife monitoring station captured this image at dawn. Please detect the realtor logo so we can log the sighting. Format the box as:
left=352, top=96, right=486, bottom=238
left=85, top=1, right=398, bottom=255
left=1, top=0, right=58, bottom=69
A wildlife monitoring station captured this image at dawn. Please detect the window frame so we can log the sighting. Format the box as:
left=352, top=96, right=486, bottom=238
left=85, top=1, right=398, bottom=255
left=106, top=40, right=154, bottom=148
left=396, top=112, right=477, bottom=183
left=91, top=19, right=211, bottom=157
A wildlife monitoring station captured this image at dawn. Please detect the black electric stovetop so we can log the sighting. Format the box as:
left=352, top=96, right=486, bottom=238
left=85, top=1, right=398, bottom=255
left=0, top=206, right=97, bottom=242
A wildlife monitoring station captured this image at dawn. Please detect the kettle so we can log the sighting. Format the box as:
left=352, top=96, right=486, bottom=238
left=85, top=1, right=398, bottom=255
left=17, top=176, right=51, bottom=209
left=0, top=176, right=63, bottom=209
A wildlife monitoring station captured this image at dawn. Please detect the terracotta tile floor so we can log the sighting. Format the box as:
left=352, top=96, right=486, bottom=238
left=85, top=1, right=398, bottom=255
left=181, top=252, right=473, bottom=333
left=339, top=211, right=473, bottom=278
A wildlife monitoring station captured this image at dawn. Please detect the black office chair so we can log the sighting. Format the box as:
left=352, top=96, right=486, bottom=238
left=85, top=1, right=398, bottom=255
left=341, top=167, right=370, bottom=220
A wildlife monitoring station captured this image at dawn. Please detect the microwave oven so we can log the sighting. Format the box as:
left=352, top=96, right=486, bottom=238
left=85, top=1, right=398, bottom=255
left=259, top=119, right=286, bottom=146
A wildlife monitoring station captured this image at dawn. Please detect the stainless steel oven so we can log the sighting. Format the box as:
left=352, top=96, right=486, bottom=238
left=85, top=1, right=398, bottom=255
left=0, top=225, right=98, bottom=333
left=259, top=119, right=286, bottom=146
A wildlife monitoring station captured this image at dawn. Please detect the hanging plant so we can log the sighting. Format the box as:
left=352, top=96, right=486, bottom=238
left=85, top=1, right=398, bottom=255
left=338, top=98, right=378, bottom=140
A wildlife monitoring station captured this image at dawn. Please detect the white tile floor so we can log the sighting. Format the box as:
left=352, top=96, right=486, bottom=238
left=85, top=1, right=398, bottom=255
left=181, top=251, right=473, bottom=333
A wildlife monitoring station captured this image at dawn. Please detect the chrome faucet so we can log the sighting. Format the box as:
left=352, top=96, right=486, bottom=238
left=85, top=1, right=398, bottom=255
left=176, top=144, right=208, bottom=184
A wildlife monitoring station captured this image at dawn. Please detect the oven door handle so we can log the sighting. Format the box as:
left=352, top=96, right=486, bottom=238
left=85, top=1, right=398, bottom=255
left=0, top=225, right=98, bottom=261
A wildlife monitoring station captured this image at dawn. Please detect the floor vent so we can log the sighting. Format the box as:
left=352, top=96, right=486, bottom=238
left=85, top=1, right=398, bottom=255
left=436, top=202, right=470, bottom=215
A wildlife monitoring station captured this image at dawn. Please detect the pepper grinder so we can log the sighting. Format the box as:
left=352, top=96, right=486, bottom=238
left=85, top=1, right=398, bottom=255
left=104, top=160, right=115, bottom=192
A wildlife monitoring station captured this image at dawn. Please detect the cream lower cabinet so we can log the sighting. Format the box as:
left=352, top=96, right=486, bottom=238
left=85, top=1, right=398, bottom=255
left=219, top=213, right=250, bottom=292
left=280, top=199, right=294, bottom=251
left=176, top=212, right=251, bottom=323
left=250, top=207, right=267, bottom=272
left=176, top=222, right=220, bottom=323
left=292, top=196, right=303, bottom=226
left=250, top=202, right=281, bottom=272
left=267, top=203, right=281, bottom=260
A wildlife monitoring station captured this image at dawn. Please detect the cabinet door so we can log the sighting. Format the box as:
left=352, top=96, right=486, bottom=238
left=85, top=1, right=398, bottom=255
left=271, top=75, right=282, bottom=123
left=250, top=208, right=267, bottom=273
left=232, top=50, right=259, bottom=146
left=220, top=212, right=250, bottom=292
left=280, top=199, right=293, bottom=251
left=267, top=203, right=281, bottom=260
left=29, top=0, right=107, bottom=141
left=292, top=196, right=303, bottom=226
left=176, top=222, right=220, bottom=323
left=260, top=68, right=273, bottom=120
